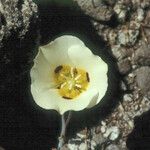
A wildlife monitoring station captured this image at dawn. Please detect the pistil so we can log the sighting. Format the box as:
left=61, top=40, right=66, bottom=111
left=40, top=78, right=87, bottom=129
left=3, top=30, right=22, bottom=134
left=53, top=65, right=90, bottom=100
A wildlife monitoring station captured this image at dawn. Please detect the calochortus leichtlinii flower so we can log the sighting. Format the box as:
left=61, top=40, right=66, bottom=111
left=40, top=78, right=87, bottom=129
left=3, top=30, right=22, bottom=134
left=30, top=35, right=108, bottom=115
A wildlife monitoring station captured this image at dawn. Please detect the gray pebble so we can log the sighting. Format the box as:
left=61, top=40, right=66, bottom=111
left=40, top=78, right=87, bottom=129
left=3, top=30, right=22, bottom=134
left=103, top=126, right=120, bottom=141
left=134, top=43, right=150, bottom=66
left=137, top=8, right=144, bottom=21
left=114, top=3, right=129, bottom=23
left=117, top=28, right=139, bottom=46
left=135, top=66, right=150, bottom=94
left=118, top=58, right=131, bottom=75
left=123, top=94, right=133, bottom=102
left=105, top=144, right=120, bottom=150
left=111, top=45, right=127, bottom=60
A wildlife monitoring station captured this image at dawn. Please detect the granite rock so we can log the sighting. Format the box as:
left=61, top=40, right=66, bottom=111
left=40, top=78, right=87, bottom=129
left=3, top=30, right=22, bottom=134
left=134, top=43, right=150, bottom=66
left=135, top=66, right=150, bottom=94
left=118, top=58, right=131, bottom=75
left=0, top=0, right=38, bottom=46
left=74, top=0, right=114, bottom=21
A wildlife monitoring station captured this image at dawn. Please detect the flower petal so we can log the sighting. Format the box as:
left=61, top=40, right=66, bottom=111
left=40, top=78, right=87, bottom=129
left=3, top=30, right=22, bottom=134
left=30, top=35, right=108, bottom=114
left=87, top=92, right=99, bottom=108
left=68, top=45, right=92, bottom=68
left=68, top=45, right=108, bottom=104
left=31, top=83, right=99, bottom=114
left=30, top=49, right=55, bottom=92
left=40, top=35, right=84, bottom=66
left=89, top=60, right=108, bottom=104
left=31, top=84, right=59, bottom=111
left=57, top=88, right=99, bottom=114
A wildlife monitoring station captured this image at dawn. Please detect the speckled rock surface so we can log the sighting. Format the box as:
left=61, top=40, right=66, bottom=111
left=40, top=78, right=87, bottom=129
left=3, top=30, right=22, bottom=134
left=74, top=0, right=114, bottom=21
left=135, top=66, right=150, bottom=96
left=133, top=43, right=150, bottom=66
left=0, top=0, right=38, bottom=46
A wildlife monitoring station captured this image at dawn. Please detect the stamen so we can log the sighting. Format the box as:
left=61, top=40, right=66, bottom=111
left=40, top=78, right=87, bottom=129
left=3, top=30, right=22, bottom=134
left=70, top=67, right=74, bottom=78
left=54, top=65, right=63, bottom=73
left=60, top=82, right=67, bottom=89
left=75, top=74, right=81, bottom=80
left=62, top=96, right=72, bottom=99
left=69, top=83, right=73, bottom=90
left=53, top=65, right=89, bottom=100
left=75, top=80, right=81, bottom=83
left=57, top=85, right=61, bottom=89
left=68, top=80, right=74, bottom=90
left=75, top=84, right=82, bottom=88
left=73, top=68, right=78, bottom=75
left=86, top=72, right=90, bottom=82
left=60, top=73, right=68, bottom=79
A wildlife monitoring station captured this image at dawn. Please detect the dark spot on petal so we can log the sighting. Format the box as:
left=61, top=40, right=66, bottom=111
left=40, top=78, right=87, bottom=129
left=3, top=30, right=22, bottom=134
left=54, top=65, right=63, bottom=73
left=62, top=96, right=72, bottom=99
left=86, top=72, right=90, bottom=82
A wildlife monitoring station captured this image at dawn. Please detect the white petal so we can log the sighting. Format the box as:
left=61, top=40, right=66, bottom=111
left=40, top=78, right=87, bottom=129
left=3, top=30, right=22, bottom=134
left=89, top=60, right=108, bottom=104
left=68, top=45, right=108, bottom=104
left=31, top=83, right=99, bottom=114
left=31, top=84, right=59, bottom=111
left=30, top=35, right=108, bottom=114
left=87, top=92, right=99, bottom=108
left=68, top=45, right=98, bottom=69
left=30, top=49, right=55, bottom=92
left=57, top=88, right=99, bottom=114
left=40, top=35, right=84, bottom=66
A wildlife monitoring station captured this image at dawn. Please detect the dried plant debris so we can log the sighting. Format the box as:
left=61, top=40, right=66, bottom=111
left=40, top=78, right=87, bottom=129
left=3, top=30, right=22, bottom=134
left=62, top=0, right=150, bottom=149
left=0, top=0, right=38, bottom=46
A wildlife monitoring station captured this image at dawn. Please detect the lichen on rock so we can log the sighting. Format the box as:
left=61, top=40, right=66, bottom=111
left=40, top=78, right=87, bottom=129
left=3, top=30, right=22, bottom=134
left=0, top=0, right=38, bottom=46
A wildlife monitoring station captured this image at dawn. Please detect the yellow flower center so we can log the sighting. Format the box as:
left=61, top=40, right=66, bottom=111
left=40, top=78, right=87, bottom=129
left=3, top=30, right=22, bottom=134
left=53, top=65, right=90, bottom=100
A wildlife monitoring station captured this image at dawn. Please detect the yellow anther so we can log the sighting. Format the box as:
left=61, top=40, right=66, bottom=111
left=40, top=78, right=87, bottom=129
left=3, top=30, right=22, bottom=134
left=75, top=84, right=82, bottom=88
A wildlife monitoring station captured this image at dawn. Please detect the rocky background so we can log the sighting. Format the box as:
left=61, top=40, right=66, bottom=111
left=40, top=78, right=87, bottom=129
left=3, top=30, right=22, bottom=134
left=0, top=0, right=38, bottom=44
left=0, top=0, right=150, bottom=150
left=63, top=0, right=150, bottom=150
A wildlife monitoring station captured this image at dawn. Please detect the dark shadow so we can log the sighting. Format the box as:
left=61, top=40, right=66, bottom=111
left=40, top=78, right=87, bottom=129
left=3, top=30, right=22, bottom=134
left=0, top=1, right=121, bottom=149
left=0, top=14, right=60, bottom=150
left=127, top=110, right=150, bottom=150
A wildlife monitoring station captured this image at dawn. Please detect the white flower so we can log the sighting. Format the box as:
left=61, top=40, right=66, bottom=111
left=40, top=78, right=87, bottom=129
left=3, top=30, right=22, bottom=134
left=30, top=35, right=108, bottom=115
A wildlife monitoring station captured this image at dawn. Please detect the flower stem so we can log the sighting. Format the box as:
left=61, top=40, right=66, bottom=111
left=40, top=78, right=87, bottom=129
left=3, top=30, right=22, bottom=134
left=57, top=111, right=72, bottom=150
